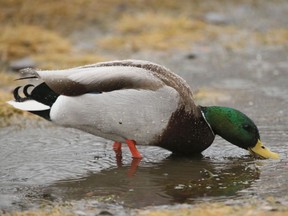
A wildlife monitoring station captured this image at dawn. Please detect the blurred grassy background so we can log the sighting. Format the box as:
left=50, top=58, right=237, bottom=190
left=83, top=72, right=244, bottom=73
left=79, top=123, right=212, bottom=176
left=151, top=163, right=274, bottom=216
left=1, top=0, right=287, bottom=67
left=0, top=0, right=287, bottom=125
left=0, top=0, right=213, bottom=68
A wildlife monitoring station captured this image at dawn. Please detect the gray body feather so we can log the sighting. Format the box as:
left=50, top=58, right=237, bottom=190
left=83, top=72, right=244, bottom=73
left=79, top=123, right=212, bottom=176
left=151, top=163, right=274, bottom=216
left=50, top=87, right=179, bottom=144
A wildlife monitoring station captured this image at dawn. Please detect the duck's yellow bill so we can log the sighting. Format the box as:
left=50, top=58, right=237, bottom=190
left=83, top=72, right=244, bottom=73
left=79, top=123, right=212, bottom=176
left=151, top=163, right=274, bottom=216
left=249, top=140, right=279, bottom=159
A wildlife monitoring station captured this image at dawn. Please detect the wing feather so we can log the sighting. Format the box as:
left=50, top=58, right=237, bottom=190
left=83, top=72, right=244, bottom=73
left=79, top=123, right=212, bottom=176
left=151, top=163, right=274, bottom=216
left=31, top=65, right=163, bottom=96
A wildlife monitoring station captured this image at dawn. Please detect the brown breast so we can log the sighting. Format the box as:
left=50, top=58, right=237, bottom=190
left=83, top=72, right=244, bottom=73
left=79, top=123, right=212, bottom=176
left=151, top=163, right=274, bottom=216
left=156, top=106, right=215, bottom=156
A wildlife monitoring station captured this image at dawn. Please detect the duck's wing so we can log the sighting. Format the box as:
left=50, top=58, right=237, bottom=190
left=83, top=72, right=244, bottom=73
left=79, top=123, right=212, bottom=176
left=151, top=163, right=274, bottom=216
left=21, top=60, right=164, bottom=96
left=21, top=59, right=198, bottom=114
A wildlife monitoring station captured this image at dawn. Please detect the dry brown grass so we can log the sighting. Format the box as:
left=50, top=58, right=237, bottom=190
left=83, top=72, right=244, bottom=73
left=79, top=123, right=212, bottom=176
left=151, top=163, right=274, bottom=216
left=0, top=0, right=287, bottom=61
left=0, top=71, right=25, bottom=127
left=0, top=71, right=18, bottom=87
left=0, top=0, right=124, bottom=30
left=0, top=25, right=71, bottom=61
left=0, top=89, right=24, bottom=127
left=99, top=11, right=288, bottom=52
left=0, top=25, right=105, bottom=69
left=138, top=203, right=288, bottom=216
left=4, top=202, right=288, bottom=216
left=0, top=72, right=23, bottom=127
left=255, top=29, right=288, bottom=46
left=0, top=0, right=208, bottom=30
left=3, top=207, right=74, bottom=216
left=99, top=13, right=215, bottom=51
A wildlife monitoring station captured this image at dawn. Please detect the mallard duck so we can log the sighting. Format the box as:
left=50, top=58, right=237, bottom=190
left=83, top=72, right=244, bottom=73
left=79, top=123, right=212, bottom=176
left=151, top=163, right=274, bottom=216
left=7, top=60, right=279, bottom=159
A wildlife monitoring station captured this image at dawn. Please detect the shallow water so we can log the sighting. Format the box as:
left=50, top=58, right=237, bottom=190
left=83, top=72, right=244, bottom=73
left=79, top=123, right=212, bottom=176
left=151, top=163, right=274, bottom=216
left=0, top=121, right=287, bottom=210
left=1, top=48, right=288, bottom=212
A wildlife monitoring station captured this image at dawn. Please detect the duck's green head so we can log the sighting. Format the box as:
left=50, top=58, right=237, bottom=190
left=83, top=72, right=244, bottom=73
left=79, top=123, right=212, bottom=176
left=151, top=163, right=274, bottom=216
left=201, top=106, right=279, bottom=159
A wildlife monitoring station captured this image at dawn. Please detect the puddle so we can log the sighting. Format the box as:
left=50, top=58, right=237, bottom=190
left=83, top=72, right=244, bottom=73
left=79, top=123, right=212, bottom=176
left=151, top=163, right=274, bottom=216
left=47, top=157, right=259, bottom=208
left=0, top=121, right=287, bottom=211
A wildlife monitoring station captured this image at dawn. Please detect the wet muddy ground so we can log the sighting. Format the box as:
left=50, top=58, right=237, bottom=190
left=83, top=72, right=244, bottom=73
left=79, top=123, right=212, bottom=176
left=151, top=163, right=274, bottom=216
left=1, top=1, right=288, bottom=215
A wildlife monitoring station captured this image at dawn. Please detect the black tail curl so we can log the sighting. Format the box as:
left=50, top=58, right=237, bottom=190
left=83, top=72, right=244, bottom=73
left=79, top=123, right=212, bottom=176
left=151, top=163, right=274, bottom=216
left=13, top=83, right=59, bottom=106
left=13, top=84, right=35, bottom=102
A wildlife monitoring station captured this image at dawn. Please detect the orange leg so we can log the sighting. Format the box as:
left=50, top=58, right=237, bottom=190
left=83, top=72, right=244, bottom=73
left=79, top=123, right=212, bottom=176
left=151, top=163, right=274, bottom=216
left=113, top=141, right=122, bottom=167
left=113, top=141, right=122, bottom=152
left=125, top=139, right=143, bottom=159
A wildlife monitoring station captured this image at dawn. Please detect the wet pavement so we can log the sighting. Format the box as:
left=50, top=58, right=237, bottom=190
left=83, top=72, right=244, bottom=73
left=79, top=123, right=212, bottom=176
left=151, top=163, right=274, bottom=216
left=0, top=45, right=288, bottom=213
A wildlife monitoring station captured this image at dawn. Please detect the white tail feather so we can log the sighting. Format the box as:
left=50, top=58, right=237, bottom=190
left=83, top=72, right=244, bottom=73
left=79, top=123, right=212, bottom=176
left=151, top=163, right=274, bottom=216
left=7, top=100, right=50, bottom=111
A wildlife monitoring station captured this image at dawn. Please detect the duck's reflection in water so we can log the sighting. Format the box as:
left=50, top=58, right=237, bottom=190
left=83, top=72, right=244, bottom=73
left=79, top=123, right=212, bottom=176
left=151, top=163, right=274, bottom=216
left=45, top=155, right=259, bottom=208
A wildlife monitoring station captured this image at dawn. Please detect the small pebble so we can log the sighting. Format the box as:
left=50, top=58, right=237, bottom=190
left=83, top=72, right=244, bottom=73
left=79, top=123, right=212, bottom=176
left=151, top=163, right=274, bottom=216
left=97, top=210, right=113, bottom=215
left=74, top=210, right=87, bottom=216
left=204, top=12, right=229, bottom=25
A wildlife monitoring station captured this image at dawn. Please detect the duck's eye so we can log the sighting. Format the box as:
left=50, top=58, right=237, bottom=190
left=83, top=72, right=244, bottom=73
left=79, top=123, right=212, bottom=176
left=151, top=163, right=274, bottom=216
left=243, top=124, right=252, bottom=131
